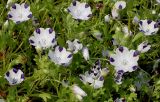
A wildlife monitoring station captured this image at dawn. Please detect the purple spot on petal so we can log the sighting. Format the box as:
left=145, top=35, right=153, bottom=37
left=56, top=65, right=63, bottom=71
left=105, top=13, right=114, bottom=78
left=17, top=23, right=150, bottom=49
left=61, top=63, right=66, bottom=66
left=110, top=57, right=115, bottom=62
left=12, top=4, right=16, bottom=9
left=36, top=28, right=40, bottom=34
left=99, top=76, right=104, bottom=81
left=21, top=74, right=25, bottom=79
left=154, top=23, right=158, bottom=28
left=133, top=66, right=138, bottom=70
left=58, top=47, right=63, bottom=52
left=13, top=68, right=18, bottom=73
left=139, top=21, right=143, bottom=25
left=94, top=73, right=98, bottom=76
left=16, top=21, right=20, bottom=24
left=119, top=5, right=122, bottom=9
left=85, top=4, right=89, bottom=8
left=77, top=41, right=81, bottom=44
left=97, top=67, right=100, bottom=70
left=8, top=14, right=12, bottom=18
left=29, top=39, right=34, bottom=43
left=87, top=14, right=92, bottom=17
left=143, top=45, right=147, bottom=49
left=67, top=54, right=72, bottom=58
left=119, top=46, right=124, bottom=52
left=49, top=28, right=53, bottom=34
left=6, top=71, right=10, bottom=77
left=28, top=14, right=32, bottom=18
left=117, top=70, right=124, bottom=74
left=79, top=76, right=83, bottom=80
left=133, top=51, right=140, bottom=57
left=51, top=38, right=55, bottom=43
left=67, top=9, right=71, bottom=12
left=147, top=20, right=152, bottom=24
left=72, top=1, right=76, bottom=6
left=24, top=3, right=29, bottom=9
left=95, top=60, right=100, bottom=65
left=90, top=70, right=94, bottom=73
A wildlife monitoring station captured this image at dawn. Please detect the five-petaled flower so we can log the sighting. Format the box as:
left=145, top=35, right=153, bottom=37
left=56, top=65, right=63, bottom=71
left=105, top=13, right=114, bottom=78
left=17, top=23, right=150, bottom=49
left=82, top=47, right=90, bottom=61
left=111, top=1, right=126, bottom=19
left=48, top=46, right=73, bottom=66
left=139, top=19, right=159, bottom=35
left=67, top=1, right=92, bottom=20
left=8, top=3, right=32, bottom=24
left=110, top=46, right=139, bottom=73
left=29, top=28, right=57, bottom=49
left=5, top=68, right=24, bottom=85
left=66, top=39, right=83, bottom=54
left=71, top=84, right=87, bottom=101
left=114, top=1, right=126, bottom=10
left=79, top=60, right=109, bottom=89
left=137, top=42, right=151, bottom=53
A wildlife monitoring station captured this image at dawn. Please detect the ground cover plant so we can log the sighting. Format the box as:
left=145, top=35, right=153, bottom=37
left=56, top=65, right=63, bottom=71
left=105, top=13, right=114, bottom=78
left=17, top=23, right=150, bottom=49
left=0, top=0, right=160, bottom=102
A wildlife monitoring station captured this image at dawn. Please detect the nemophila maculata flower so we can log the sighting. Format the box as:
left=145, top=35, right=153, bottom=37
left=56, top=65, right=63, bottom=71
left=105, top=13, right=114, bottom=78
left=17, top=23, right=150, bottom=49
left=29, top=28, right=57, bottom=49
left=111, top=8, right=119, bottom=19
left=8, top=3, right=32, bottom=24
left=114, top=70, right=124, bottom=84
left=67, top=1, right=92, bottom=20
left=139, top=19, right=159, bottom=35
left=5, top=68, right=24, bottom=85
left=110, top=46, right=139, bottom=73
left=48, top=46, right=73, bottom=66
left=132, top=16, right=139, bottom=24
left=82, top=47, right=89, bottom=61
left=156, top=0, right=160, bottom=4
left=111, top=1, right=126, bottom=19
left=114, top=98, right=126, bottom=102
left=114, top=1, right=126, bottom=10
left=137, top=42, right=151, bottom=53
left=104, top=14, right=110, bottom=22
left=71, top=84, right=87, bottom=101
left=79, top=60, right=109, bottom=89
left=66, top=39, right=83, bottom=54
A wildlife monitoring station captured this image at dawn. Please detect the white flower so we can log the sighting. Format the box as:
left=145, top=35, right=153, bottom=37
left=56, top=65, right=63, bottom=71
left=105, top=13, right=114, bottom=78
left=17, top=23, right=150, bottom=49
left=111, top=8, right=119, bottom=19
left=156, top=0, right=160, bottom=4
left=82, top=47, right=89, bottom=61
left=67, top=1, right=92, bottom=20
left=104, top=14, right=110, bottom=22
left=5, top=68, right=24, bottom=85
left=66, top=39, right=83, bottom=54
left=79, top=60, right=107, bottom=89
left=0, top=99, right=5, bottom=102
left=132, top=16, right=139, bottom=24
left=114, top=98, right=126, bottom=102
left=137, top=42, right=151, bottom=53
left=48, top=46, right=73, bottom=66
left=122, top=26, right=132, bottom=36
left=139, top=19, right=159, bottom=35
left=29, top=28, right=57, bottom=49
left=114, top=70, right=124, bottom=84
left=8, top=3, right=32, bottom=23
left=71, top=84, right=87, bottom=101
left=110, top=46, right=139, bottom=73
left=114, top=1, right=126, bottom=10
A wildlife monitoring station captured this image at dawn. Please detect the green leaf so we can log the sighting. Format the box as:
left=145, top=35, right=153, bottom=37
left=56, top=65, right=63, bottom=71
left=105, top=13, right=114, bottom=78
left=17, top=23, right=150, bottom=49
left=38, top=93, right=52, bottom=102
left=132, top=32, right=144, bottom=43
